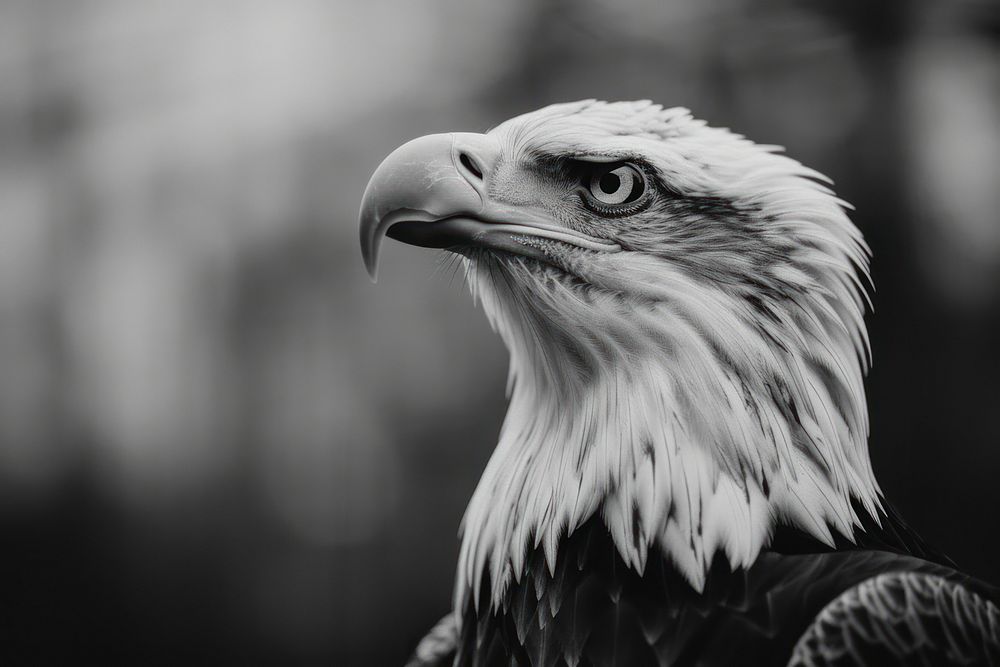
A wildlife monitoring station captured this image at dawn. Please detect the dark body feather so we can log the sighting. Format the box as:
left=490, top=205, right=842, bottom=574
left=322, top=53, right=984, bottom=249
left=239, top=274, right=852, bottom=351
left=408, top=508, right=999, bottom=667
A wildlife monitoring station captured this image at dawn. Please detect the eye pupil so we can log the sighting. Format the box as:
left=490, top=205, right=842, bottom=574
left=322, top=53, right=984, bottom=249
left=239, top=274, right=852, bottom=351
left=599, top=172, right=620, bottom=194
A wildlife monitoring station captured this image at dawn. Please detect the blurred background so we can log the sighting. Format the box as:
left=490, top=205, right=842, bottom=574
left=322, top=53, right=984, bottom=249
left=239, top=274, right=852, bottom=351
left=1, top=0, right=998, bottom=663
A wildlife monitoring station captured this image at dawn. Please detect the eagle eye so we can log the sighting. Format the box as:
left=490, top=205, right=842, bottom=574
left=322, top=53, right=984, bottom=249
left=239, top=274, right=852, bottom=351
left=581, top=163, right=648, bottom=216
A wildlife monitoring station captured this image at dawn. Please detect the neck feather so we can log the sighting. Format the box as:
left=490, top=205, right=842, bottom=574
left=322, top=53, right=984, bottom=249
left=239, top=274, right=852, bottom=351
left=455, top=247, right=881, bottom=614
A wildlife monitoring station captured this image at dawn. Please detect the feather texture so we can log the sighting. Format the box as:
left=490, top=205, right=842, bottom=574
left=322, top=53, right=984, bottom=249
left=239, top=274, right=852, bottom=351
left=367, top=101, right=996, bottom=665
left=431, top=517, right=997, bottom=666
left=457, top=101, right=879, bottom=612
left=789, top=572, right=1000, bottom=666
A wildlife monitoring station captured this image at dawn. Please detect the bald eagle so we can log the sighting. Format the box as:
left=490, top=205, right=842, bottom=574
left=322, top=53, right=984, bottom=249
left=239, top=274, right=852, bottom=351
left=359, top=101, right=1000, bottom=666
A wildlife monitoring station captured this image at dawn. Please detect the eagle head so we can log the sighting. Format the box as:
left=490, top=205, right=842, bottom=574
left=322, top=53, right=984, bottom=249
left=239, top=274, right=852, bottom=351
left=360, top=100, right=879, bottom=610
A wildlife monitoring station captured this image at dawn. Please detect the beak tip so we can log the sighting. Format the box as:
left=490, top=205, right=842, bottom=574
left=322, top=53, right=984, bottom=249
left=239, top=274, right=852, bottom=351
left=359, top=210, right=382, bottom=283
left=361, top=246, right=380, bottom=283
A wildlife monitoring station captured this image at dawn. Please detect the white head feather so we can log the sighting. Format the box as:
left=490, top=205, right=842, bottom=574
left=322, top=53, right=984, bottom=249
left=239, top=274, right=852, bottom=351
left=452, top=100, right=879, bottom=614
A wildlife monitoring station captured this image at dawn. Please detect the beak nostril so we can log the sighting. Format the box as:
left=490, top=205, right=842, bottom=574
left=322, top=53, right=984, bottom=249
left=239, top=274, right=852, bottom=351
left=459, top=152, right=484, bottom=181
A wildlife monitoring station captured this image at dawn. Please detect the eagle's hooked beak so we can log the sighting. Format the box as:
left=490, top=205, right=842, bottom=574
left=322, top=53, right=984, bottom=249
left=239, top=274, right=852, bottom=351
left=359, top=132, right=620, bottom=281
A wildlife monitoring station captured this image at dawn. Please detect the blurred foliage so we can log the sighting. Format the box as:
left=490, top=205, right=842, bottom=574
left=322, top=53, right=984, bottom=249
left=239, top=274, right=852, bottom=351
left=0, top=0, right=998, bottom=663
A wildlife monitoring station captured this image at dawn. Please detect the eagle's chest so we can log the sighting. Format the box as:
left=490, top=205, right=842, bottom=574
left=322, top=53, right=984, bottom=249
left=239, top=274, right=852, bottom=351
left=452, top=519, right=928, bottom=667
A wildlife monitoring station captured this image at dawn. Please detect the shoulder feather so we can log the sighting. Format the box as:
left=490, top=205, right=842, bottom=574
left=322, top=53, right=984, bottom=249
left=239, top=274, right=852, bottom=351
left=790, top=571, right=1000, bottom=666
